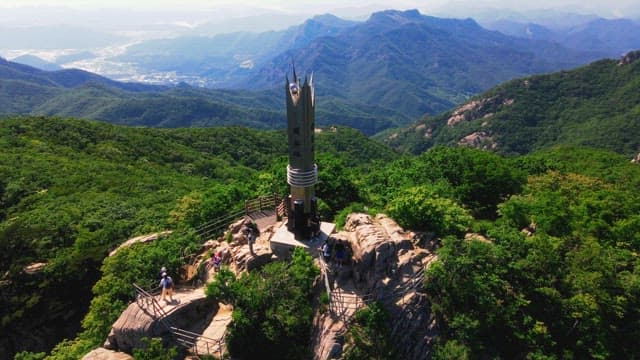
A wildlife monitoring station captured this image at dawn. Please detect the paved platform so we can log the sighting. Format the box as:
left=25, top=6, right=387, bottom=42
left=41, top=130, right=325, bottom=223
left=247, top=210, right=279, bottom=232
left=270, top=222, right=335, bottom=258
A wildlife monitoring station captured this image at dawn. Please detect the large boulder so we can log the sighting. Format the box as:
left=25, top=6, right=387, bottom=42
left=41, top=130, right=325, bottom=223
left=314, top=213, right=437, bottom=360
left=104, top=288, right=214, bottom=354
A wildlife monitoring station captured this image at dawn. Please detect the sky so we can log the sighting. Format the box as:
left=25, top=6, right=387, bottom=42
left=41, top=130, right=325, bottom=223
left=0, top=0, right=638, bottom=32
left=0, top=0, right=639, bottom=17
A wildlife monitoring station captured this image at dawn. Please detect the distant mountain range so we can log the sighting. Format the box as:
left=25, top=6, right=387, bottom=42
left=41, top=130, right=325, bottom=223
left=115, top=9, right=608, bottom=119
left=3, top=9, right=639, bottom=135
left=9, top=55, right=62, bottom=71
left=484, top=17, right=640, bottom=56
left=114, top=14, right=358, bottom=86
left=378, top=51, right=640, bottom=157
left=0, top=57, right=401, bottom=134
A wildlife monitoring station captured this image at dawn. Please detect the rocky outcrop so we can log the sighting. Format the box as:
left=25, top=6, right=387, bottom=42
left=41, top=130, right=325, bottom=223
left=100, top=213, right=436, bottom=359
left=618, top=50, right=640, bottom=66
left=217, top=218, right=277, bottom=273
left=23, top=262, right=47, bottom=275
left=82, top=348, right=133, bottom=360
left=458, top=131, right=497, bottom=150
left=99, top=217, right=279, bottom=356
left=104, top=288, right=214, bottom=354
left=446, top=96, right=513, bottom=127
left=312, top=213, right=437, bottom=360
left=109, top=231, right=172, bottom=257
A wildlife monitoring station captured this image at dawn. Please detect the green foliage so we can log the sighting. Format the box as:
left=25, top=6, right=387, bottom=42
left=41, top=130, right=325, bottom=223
left=1, top=115, right=398, bottom=358
left=206, top=248, right=319, bottom=360
left=14, top=351, right=46, bottom=360
left=383, top=56, right=640, bottom=157
left=364, top=147, right=524, bottom=219
left=133, top=337, right=178, bottom=360
left=432, top=340, right=470, bottom=360
left=3, top=109, right=640, bottom=360
left=84, top=232, right=198, bottom=345
left=387, top=185, right=472, bottom=236
left=46, top=338, right=93, bottom=360
left=426, top=149, right=640, bottom=359
left=334, top=203, right=373, bottom=230
left=343, top=302, right=397, bottom=360
left=315, top=154, right=362, bottom=220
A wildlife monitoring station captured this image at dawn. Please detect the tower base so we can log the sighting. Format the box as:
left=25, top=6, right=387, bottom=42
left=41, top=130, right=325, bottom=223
left=270, top=221, right=335, bottom=260
left=285, top=196, right=320, bottom=240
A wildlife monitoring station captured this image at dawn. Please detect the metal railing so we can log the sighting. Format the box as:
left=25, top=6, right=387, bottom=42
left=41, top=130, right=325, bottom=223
left=133, top=283, right=228, bottom=358
left=193, top=208, right=246, bottom=242
left=133, top=283, right=174, bottom=330
left=193, top=194, right=284, bottom=243
left=318, top=254, right=427, bottom=323
left=244, top=193, right=280, bottom=215
left=330, top=289, right=374, bottom=322
left=171, top=326, right=226, bottom=358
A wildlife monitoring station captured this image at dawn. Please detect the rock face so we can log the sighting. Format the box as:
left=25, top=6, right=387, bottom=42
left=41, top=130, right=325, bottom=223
left=104, top=288, right=214, bottom=354
left=217, top=218, right=277, bottom=274
left=82, top=348, right=133, bottom=360
left=618, top=50, right=640, bottom=66
left=312, top=213, right=437, bottom=360
left=99, top=214, right=436, bottom=359
left=109, top=231, right=173, bottom=257
left=446, top=96, right=513, bottom=127
left=458, top=131, right=497, bottom=150
left=99, top=217, right=280, bottom=356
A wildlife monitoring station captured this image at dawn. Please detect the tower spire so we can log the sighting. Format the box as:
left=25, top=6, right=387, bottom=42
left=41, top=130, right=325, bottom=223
left=292, top=59, right=297, bottom=83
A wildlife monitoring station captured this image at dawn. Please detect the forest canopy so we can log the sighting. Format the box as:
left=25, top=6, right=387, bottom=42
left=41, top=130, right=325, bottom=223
left=2, top=116, right=639, bottom=359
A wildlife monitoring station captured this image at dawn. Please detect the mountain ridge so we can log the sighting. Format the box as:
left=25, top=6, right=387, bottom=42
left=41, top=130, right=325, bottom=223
left=244, top=9, right=605, bottom=118
left=378, top=51, right=640, bottom=157
left=0, top=56, right=408, bottom=134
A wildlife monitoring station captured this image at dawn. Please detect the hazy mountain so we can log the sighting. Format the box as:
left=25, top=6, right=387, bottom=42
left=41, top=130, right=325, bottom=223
left=560, top=18, right=640, bottom=55
left=486, top=17, right=640, bottom=57
left=11, top=54, right=62, bottom=71
left=475, top=9, right=599, bottom=30
left=0, top=57, right=162, bottom=92
left=483, top=20, right=557, bottom=41
left=115, top=14, right=358, bottom=86
left=378, top=51, right=640, bottom=156
left=246, top=9, right=604, bottom=118
left=189, top=13, right=308, bottom=36
left=54, top=51, right=97, bottom=65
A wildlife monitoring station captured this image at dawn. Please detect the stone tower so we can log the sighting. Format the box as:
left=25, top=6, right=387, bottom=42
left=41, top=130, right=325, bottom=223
left=285, top=67, right=320, bottom=239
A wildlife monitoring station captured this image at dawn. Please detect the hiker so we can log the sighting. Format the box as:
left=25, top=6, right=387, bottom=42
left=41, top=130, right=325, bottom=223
left=213, top=251, right=222, bottom=272
left=159, top=272, right=174, bottom=302
left=245, top=224, right=257, bottom=254
left=159, top=266, right=167, bottom=279
left=335, top=242, right=346, bottom=267
left=322, top=240, right=331, bottom=261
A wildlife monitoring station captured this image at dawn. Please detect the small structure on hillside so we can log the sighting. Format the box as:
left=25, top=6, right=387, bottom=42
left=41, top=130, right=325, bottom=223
left=270, top=65, right=334, bottom=258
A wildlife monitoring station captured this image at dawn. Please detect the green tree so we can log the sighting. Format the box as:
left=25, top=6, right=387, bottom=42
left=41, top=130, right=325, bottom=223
left=132, top=337, right=177, bottom=360
left=13, top=351, right=46, bottom=360
left=387, top=185, right=472, bottom=236
left=206, top=248, right=319, bottom=360
left=343, top=302, right=397, bottom=360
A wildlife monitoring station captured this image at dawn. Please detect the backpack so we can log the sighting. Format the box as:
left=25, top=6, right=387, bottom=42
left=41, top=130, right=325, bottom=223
left=164, top=276, right=173, bottom=289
